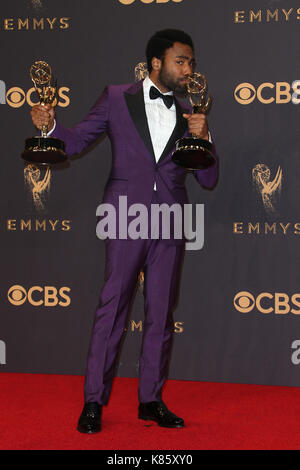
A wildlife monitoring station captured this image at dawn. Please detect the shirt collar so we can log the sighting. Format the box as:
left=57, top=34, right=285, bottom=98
left=143, top=75, right=174, bottom=97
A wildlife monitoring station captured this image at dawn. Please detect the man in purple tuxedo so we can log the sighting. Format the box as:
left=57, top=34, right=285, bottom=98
left=31, top=29, right=218, bottom=433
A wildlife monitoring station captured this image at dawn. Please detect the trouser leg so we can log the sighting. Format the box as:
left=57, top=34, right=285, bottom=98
left=84, top=238, right=147, bottom=405
left=138, top=240, right=185, bottom=403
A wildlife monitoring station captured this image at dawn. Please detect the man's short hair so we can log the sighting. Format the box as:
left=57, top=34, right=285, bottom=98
left=146, top=29, right=194, bottom=73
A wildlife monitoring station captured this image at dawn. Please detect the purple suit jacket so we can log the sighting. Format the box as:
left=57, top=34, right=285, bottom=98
left=53, top=80, right=218, bottom=212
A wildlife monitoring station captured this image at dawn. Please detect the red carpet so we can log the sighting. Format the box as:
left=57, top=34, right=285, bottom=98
left=0, top=373, right=300, bottom=450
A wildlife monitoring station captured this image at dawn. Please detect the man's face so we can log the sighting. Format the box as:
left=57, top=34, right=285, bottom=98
left=158, top=42, right=196, bottom=94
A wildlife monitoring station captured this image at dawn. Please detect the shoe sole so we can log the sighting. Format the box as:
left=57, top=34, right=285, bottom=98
left=77, top=426, right=101, bottom=434
left=138, top=416, right=184, bottom=428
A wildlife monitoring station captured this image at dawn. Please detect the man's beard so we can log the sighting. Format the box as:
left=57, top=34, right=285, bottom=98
left=158, top=67, right=188, bottom=96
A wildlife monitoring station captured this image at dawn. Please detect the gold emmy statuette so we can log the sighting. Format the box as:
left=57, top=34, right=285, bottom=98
left=22, top=61, right=67, bottom=165
left=172, top=72, right=215, bottom=170
left=134, top=62, right=149, bottom=81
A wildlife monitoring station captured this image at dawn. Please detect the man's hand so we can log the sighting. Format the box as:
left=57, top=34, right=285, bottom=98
left=183, top=113, right=209, bottom=140
left=30, top=104, right=55, bottom=132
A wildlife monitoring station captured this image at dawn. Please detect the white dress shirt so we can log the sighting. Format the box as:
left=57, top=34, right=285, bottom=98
left=143, top=76, right=176, bottom=190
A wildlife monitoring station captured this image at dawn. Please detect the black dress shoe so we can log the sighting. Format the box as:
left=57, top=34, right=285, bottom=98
left=138, top=401, right=184, bottom=428
left=77, top=402, right=102, bottom=434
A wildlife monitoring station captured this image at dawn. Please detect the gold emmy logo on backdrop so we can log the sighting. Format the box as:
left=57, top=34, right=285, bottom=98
left=252, top=164, right=282, bottom=214
left=233, top=221, right=300, bottom=236
left=24, top=163, right=51, bottom=211
left=234, top=8, right=300, bottom=24
left=134, top=62, right=148, bottom=81
left=31, top=0, right=42, bottom=8
left=6, top=218, right=71, bottom=232
left=138, top=270, right=144, bottom=289
left=1, top=17, right=70, bottom=31
left=126, top=319, right=184, bottom=333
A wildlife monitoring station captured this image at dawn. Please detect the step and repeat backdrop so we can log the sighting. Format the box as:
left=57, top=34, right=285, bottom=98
left=1, top=0, right=300, bottom=387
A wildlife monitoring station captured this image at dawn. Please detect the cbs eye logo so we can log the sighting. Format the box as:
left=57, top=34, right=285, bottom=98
left=233, top=291, right=255, bottom=313
left=0, top=80, right=70, bottom=108
left=234, top=81, right=300, bottom=105
left=7, top=285, right=71, bottom=307
left=6, top=87, right=27, bottom=108
left=234, top=83, right=256, bottom=105
left=234, top=291, right=300, bottom=314
left=7, top=285, right=27, bottom=306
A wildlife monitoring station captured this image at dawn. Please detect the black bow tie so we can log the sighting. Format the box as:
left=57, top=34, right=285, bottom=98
left=149, top=86, right=174, bottom=109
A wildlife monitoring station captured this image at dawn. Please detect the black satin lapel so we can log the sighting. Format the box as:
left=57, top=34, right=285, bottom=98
left=157, top=98, right=188, bottom=164
left=124, top=88, right=155, bottom=162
